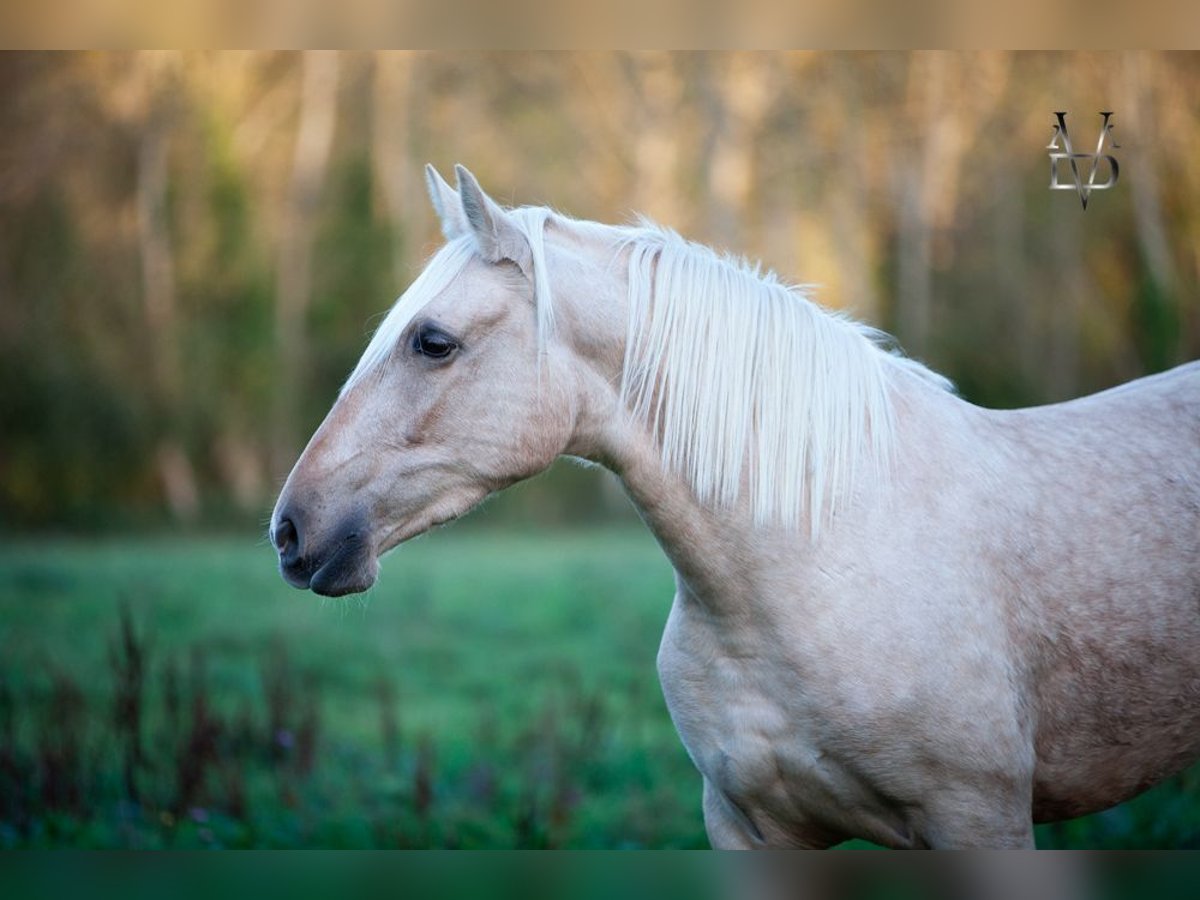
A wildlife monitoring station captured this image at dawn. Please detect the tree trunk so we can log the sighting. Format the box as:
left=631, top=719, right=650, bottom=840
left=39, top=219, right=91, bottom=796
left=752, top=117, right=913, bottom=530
left=272, top=50, right=340, bottom=479
left=625, top=53, right=684, bottom=225
left=893, top=52, right=1009, bottom=358
left=1122, top=52, right=1181, bottom=371
left=894, top=53, right=946, bottom=356
left=995, top=153, right=1034, bottom=390
left=371, top=51, right=416, bottom=286
left=1047, top=202, right=1087, bottom=401
left=135, top=52, right=198, bottom=521
left=701, top=54, right=777, bottom=250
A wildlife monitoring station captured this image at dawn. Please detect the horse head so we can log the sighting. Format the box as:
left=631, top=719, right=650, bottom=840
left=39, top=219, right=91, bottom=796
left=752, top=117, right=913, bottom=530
left=270, top=166, right=588, bottom=596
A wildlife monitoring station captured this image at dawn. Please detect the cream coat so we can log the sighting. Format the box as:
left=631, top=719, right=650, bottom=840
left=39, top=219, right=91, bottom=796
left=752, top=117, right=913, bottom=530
left=272, top=166, right=1200, bottom=848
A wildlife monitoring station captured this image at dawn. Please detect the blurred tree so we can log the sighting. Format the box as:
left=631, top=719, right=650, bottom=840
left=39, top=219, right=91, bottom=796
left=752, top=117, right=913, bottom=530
left=271, top=50, right=340, bottom=480
left=1, top=52, right=1198, bottom=529
left=370, top=51, right=417, bottom=286
left=131, top=52, right=199, bottom=520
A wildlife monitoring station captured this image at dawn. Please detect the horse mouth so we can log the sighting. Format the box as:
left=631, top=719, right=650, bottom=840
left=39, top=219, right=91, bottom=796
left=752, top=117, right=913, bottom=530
left=281, top=531, right=377, bottom=597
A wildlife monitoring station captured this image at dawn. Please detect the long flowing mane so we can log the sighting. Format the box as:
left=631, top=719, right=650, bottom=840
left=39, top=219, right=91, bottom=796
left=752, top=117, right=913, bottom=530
left=616, top=224, right=951, bottom=534
left=344, top=207, right=951, bottom=534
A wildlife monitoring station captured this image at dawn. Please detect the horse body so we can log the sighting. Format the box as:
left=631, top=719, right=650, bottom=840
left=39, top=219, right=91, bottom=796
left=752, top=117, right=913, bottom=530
left=1000, top=365, right=1200, bottom=821
left=271, top=165, right=1200, bottom=847
left=650, top=363, right=1200, bottom=847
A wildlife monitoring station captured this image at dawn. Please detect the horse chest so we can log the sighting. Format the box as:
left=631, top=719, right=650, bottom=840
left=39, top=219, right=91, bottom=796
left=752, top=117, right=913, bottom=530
left=656, top=596, right=833, bottom=820
left=655, top=588, right=946, bottom=848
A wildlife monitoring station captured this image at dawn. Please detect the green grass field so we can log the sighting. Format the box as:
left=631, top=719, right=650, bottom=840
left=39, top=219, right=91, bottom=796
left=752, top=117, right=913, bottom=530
left=0, top=527, right=1197, bottom=848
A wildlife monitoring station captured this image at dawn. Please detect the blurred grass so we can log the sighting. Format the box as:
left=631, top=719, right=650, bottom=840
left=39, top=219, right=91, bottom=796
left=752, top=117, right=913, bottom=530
left=0, top=527, right=704, bottom=848
left=0, top=527, right=1197, bottom=848
left=0, top=527, right=671, bottom=740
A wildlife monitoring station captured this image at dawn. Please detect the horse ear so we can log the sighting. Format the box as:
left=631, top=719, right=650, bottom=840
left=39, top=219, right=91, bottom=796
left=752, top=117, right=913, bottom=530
left=425, top=164, right=467, bottom=240
left=454, top=164, right=530, bottom=269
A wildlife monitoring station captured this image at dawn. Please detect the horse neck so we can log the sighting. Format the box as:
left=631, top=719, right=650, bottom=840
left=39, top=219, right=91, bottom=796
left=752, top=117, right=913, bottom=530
left=554, top=234, right=788, bottom=604
left=553, top=224, right=953, bottom=608
left=604, top=413, right=763, bottom=604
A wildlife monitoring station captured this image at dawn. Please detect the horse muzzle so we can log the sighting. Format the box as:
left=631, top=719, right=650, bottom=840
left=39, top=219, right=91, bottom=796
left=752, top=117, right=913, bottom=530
left=271, top=508, right=377, bottom=597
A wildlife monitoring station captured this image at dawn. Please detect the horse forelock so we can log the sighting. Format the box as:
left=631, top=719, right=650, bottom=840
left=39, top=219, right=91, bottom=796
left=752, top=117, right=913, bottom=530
left=341, top=236, right=478, bottom=394
left=342, top=207, right=561, bottom=394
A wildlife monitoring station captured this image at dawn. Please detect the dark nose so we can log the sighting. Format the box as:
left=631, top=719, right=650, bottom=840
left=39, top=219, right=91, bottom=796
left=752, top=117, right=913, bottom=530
left=273, top=514, right=301, bottom=566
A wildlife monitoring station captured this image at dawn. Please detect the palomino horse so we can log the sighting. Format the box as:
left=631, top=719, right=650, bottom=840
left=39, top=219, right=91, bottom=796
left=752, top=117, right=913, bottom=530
left=272, top=165, right=1200, bottom=848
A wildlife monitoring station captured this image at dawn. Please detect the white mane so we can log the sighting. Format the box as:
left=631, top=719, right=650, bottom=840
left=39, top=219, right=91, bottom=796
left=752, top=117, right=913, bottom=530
left=344, top=206, right=951, bottom=535
left=617, top=224, right=952, bottom=534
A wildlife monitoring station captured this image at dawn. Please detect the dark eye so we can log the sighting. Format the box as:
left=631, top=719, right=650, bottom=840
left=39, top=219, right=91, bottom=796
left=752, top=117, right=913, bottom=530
left=411, top=324, right=458, bottom=360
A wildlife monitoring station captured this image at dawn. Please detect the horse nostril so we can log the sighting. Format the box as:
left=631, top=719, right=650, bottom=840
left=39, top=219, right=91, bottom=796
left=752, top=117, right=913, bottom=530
left=274, top=516, right=300, bottom=562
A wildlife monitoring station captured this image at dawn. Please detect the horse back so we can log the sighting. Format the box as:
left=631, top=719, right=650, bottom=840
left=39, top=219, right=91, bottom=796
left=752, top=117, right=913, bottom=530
left=987, top=361, right=1200, bottom=821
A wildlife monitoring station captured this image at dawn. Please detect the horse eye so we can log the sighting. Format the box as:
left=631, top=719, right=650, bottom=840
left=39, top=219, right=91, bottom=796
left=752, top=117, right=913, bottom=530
left=411, top=325, right=458, bottom=360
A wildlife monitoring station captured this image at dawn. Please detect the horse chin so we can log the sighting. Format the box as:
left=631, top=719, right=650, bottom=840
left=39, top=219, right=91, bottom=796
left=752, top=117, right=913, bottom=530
left=309, top=562, right=377, bottom=597
left=308, top=541, right=379, bottom=597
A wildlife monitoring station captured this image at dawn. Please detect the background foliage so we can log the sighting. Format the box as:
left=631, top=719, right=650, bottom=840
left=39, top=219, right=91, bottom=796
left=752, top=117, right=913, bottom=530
left=2, top=51, right=1198, bottom=527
